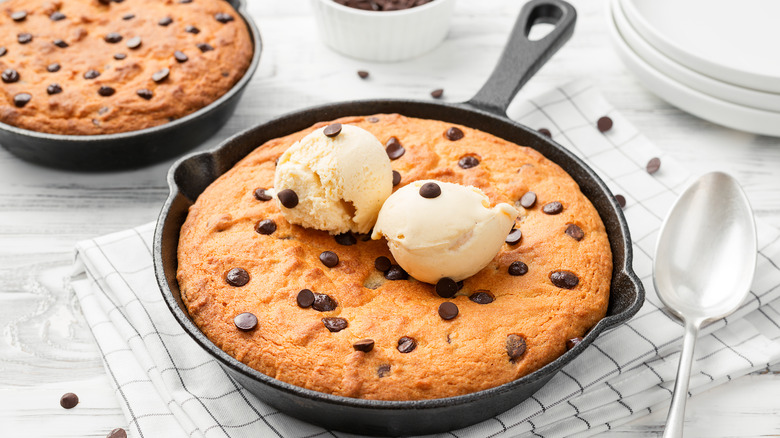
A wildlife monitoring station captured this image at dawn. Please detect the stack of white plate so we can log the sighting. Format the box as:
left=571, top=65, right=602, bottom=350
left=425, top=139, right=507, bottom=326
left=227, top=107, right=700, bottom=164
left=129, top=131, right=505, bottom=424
left=607, top=0, right=780, bottom=136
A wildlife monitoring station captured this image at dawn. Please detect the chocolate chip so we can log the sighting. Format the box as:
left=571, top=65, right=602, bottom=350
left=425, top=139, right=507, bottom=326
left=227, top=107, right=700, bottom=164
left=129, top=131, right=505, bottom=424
left=197, top=43, right=214, bottom=52
left=312, top=293, right=337, bottom=312
left=508, top=261, right=528, bottom=276
left=277, top=189, right=298, bottom=208
left=384, top=265, right=408, bottom=280
left=98, top=0, right=111, bottom=4
left=53, top=39, right=68, bottom=48
left=320, top=251, right=339, bottom=268
left=123, top=13, right=135, bottom=20
left=385, top=137, right=405, bottom=160
left=13, top=93, right=31, bottom=108
left=179, top=0, right=193, bottom=3
left=98, top=86, right=115, bottom=97
left=445, top=127, right=464, bottom=141
left=458, top=155, right=479, bottom=169
left=253, top=188, right=272, bottom=201
left=126, top=37, right=142, bottom=49
left=159, top=17, right=173, bottom=26
left=185, top=25, right=200, bottom=34
left=152, top=68, right=170, bottom=83
left=597, top=116, right=613, bottom=132
left=323, top=123, right=342, bottom=137
left=374, top=256, right=392, bottom=272
left=456, top=281, right=464, bottom=291
left=297, top=289, right=315, bottom=308
left=565, top=224, right=584, bottom=241
left=255, top=219, right=276, bottom=235
left=419, top=182, right=441, bottom=199
left=104, top=32, right=123, bottom=43
left=520, top=191, right=537, bottom=208
left=646, top=157, right=661, bottom=174
left=435, top=277, right=458, bottom=298
left=542, top=201, right=563, bottom=215
left=392, top=170, right=401, bottom=186
left=334, top=233, right=356, bottom=246
left=353, top=339, right=374, bottom=352
left=59, top=392, right=79, bottom=409
left=18, top=32, right=32, bottom=43
left=469, top=290, right=494, bottom=304
left=377, top=364, right=391, bottom=377
left=47, top=63, right=61, bottom=72
left=226, top=267, right=250, bottom=287
left=174, top=50, right=188, bottom=62
left=114, top=53, right=127, bottom=60
left=50, top=11, right=66, bottom=21
left=2, top=69, right=19, bottom=83
left=0, top=47, right=6, bottom=57
left=234, top=312, right=258, bottom=331
left=11, top=11, right=27, bottom=22
left=367, top=116, right=379, bottom=123
left=615, top=194, right=626, bottom=208
left=221, top=71, right=229, bottom=77
left=550, top=270, right=579, bottom=289
left=47, top=84, right=63, bottom=95
left=438, top=302, right=458, bottom=320
left=107, top=428, right=127, bottom=438
left=505, top=228, right=522, bottom=245
left=397, top=336, right=416, bottom=353
left=430, top=88, right=443, bottom=99
left=566, top=337, right=583, bottom=350
left=322, top=317, right=348, bottom=332
left=215, top=13, right=234, bottom=23
left=136, top=89, right=153, bottom=100
left=357, top=70, right=369, bottom=79
left=84, top=69, right=100, bottom=79
left=506, top=334, right=526, bottom=360
left=538, top=128, right=551, bottom=137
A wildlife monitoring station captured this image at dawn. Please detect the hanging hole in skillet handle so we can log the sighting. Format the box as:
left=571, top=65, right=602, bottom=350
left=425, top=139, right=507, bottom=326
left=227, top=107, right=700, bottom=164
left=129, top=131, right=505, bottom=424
left=465, top=0, right=576, bottom=117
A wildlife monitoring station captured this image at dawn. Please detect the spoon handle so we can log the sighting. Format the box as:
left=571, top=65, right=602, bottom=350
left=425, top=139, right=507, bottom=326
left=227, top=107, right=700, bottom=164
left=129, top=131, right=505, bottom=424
left=663, top=319, right=702, bottom=438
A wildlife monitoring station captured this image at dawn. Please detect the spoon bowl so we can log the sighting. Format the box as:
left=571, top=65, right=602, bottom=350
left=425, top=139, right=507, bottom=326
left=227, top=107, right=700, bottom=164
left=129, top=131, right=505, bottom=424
left=654, top=171, right=756, bottom=437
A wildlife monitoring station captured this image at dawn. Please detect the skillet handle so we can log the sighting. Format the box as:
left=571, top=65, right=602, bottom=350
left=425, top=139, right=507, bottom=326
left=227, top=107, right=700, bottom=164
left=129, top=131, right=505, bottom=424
left=465, top=0, right=576, bottom=116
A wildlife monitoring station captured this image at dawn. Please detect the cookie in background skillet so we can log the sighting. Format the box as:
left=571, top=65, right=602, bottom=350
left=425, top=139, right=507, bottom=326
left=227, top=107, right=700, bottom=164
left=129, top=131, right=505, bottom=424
left=0, top=0, right=260, bottom=170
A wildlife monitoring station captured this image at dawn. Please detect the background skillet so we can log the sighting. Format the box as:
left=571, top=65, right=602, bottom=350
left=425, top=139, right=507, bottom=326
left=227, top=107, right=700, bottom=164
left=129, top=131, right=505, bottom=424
left=0, top=0, right=261, bottom=171
left=155, top=0, right=644, bottom=435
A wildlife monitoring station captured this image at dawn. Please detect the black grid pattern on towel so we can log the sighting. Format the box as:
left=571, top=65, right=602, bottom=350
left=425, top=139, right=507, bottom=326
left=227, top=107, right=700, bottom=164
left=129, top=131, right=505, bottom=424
left=72, top=80, right=780, bottom=438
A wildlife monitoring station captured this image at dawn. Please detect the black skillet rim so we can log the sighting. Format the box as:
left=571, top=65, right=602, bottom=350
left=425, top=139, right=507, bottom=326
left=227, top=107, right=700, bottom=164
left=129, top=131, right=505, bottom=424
left=0, top=0, right=261, bottom=143
left=154, top=97, right=645, bottom=411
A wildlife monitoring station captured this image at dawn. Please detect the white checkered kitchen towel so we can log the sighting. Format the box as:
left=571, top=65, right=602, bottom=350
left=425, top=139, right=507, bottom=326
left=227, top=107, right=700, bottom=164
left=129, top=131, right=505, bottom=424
left=71, top=81, right=780, bottom=438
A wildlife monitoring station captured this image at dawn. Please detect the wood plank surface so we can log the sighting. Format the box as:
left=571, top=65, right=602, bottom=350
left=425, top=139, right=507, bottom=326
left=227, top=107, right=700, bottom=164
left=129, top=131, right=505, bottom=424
left=1, top=0, right=778, bottom=437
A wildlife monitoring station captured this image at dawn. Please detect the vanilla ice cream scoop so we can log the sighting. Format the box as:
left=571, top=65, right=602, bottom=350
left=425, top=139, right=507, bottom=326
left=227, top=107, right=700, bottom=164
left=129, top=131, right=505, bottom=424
left=372, top=180, right=518, bottom=284
left=274, top=124, right=393, bottom=234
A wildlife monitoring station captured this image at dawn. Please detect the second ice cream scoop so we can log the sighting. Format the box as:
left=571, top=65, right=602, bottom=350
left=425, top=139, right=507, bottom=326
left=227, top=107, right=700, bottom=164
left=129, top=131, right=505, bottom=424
left=372, top=180, right=518, bottom=284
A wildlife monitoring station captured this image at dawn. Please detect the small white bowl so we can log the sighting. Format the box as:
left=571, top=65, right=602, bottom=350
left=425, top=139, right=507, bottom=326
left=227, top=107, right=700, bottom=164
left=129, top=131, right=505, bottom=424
left=310, top=0, right=456, bottom=62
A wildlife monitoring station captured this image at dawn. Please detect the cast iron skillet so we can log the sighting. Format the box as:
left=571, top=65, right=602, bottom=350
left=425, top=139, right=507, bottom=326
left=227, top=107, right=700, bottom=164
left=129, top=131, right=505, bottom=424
left=0, top=0, right=261, bottom=171
left=155, top=1, right=644, bottom=435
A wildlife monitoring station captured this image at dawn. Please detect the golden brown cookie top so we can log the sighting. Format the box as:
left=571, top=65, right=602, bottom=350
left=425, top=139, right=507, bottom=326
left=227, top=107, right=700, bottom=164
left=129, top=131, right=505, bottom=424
left=0, top=0, right=252, bottom=135
left=177, top=114, right=612, bottom=400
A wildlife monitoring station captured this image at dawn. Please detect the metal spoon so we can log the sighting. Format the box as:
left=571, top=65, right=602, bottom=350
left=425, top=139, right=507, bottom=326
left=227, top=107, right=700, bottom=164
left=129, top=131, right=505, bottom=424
left=654, top=171, right=757, bottom=438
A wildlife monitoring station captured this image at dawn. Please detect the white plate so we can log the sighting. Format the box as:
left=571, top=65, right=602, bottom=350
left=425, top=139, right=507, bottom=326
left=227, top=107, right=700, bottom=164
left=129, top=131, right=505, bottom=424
left=607, top=0, right=780, bottom=137
left=613, top=0, right=780, bottom=113
left=620, top=0, right=780, bottom=93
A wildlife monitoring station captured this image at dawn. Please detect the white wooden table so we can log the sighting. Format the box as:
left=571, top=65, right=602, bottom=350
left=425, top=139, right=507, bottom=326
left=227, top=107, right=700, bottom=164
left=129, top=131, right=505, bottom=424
left=1, top=0, right=778, bottom=436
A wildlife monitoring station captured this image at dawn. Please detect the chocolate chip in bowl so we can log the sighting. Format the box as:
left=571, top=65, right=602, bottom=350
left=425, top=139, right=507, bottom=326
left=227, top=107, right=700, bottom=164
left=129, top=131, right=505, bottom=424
left=311, top=0, right=456, bottom=62
left=155, top=1, right=643, bottom=435
left=0, top=0, right=262, bottom=170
